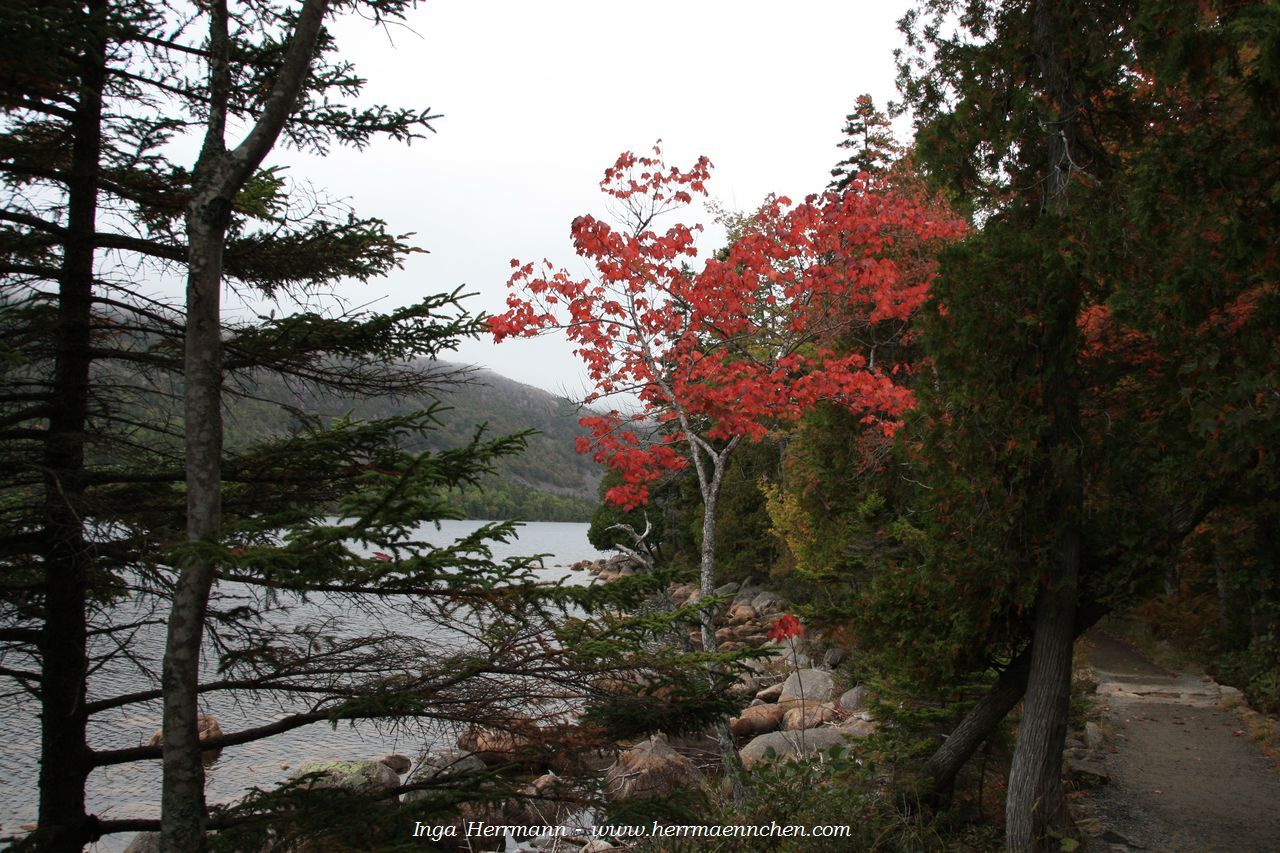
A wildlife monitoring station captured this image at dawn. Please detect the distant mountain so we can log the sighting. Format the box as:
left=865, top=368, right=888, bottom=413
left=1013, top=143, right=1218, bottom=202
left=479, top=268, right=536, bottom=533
left=224, top=361, right=604, bottom=515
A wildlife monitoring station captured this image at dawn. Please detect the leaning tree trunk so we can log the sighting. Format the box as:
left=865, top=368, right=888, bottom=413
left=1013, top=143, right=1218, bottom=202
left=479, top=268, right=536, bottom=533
left=37, top=4, right=108, bottom=849
left=1004, top=512, right=1082, bottom=851
left=926, top=645, right=1032, bottom=801
left=1003, top=3, right=1087, bottom=849
left=161, top=2, right=330, bottom=849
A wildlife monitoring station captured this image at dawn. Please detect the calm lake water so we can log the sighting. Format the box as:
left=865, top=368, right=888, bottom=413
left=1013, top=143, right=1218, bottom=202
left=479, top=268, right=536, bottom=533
left=0, top=520, right=605, bottom=850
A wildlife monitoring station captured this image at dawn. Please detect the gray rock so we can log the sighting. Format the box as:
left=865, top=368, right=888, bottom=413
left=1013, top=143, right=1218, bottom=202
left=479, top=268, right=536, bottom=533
left=604, top=735, right=700, bottom=801
left=713, top=581, right=740, bottom=597
left=123, top=832, right=160, bottom=853
left=821, top=647, right=847, bottom=669
left=751, top=591, right=785, bottom=614
left=840, top=715, right=878, bottom=737
left=415, top=749, right=487, bottom=781
left=779, top=668, right=835, bottom=705
left=402, top=750, right=488, bottom=803
left=838, top=685, right=869, bottom=712
left=755, top=681, right=785, bottom=702
left=739, top=728, right=847, bottom=766
left=1084, top=721, right=1104, bottom=751
left=1065, top=756, right=1110, bottom=787
left=291, top=759, right=400, bottom=794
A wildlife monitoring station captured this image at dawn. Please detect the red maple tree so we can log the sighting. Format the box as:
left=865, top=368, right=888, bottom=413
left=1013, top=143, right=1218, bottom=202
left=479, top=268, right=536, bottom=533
left=490, top=143, right=963, bottom=648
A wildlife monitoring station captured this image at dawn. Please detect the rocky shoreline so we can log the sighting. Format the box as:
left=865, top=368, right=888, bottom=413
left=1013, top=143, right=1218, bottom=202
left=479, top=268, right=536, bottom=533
left=123, top=554, right=875, bottom=852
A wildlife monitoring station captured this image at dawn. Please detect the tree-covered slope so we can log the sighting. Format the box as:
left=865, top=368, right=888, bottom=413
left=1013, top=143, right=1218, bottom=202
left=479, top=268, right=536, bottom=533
left=223, top=360, right=603, bottom=513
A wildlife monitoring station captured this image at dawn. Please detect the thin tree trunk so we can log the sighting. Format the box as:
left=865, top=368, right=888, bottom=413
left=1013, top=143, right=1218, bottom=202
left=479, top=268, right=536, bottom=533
left=161, top=2, right=330, bottom=848
left=159, top=185, right=230, bottom=852
left=695, top=452, right=749, bottom=806
left=37, top=3, right=107, bottom=848
left=926, top=645, right=1032, bottom=800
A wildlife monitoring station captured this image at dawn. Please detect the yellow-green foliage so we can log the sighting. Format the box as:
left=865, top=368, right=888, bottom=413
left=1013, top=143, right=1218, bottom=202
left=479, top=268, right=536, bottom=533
left=763, top=481, right=832, bottom=581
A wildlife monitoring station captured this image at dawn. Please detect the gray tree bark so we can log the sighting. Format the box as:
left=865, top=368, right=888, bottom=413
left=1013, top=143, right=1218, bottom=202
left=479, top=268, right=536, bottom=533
left=692, top=450, right=750, bottom=805
left=161, top=1, right=330, bottom=849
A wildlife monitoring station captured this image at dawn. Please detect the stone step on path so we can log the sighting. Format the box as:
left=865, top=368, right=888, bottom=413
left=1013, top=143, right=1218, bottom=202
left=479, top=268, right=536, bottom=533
left=1073, top=629, right=1280, bottom=852
left=1095, top=670, right=1237, bottom=708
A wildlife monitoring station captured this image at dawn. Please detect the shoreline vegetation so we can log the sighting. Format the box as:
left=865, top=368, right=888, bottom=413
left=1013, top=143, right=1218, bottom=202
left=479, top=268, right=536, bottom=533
left=6, top=2, right=1280, bottom=851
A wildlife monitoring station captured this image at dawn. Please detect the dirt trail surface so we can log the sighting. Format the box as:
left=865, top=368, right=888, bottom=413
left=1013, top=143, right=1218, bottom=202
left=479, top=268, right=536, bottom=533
left=1075, top=629, right=1280, bottom=852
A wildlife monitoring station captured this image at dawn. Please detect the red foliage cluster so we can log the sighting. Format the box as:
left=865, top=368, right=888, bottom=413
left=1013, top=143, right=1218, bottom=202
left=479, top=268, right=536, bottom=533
left=490, top=143, right=965, bottom=509
left=767, top=613, right=805, bottom=643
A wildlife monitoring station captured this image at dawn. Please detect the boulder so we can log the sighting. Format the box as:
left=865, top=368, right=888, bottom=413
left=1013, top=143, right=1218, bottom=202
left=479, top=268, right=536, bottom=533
left=417, top=749, right=488, bottom=781
left=782, top=703, right=840, bottom=731
left=606, top=553, right=640, bottom=572
left=146, top=712, right=223, bottom=749
left=821, top=647, right=848, bottom=669
left=380, top=753, right=411, bottom=774
left=457, top=725, right=534, bottom=765
left=525, top=771, right=570, bottom=797
left=713, top=581, right=740, bottom=597
left=739, top=728, right=847, bottom=767
left=290, top=759, right=400, bottom=794
left=837, top=685, right=870, bottom=712
left=730, top=703, right=785, bottom=737
left=604, top=735, right=700, bottom=801
left=401, top=749, right=488, bottom=802
left=754, top=681, right=785, bottom=703
left=750, top=591, right=786, bottom=614
left=727, top=604, right=758, bottom=625
left=123, top=833, right=160, bottom=853
left=669, top=583, right=696, bottom=604
left=732, top=582, right=762, bottom=606
left=1065, top=756, right=1110, bottom=787
left=778, top=668, right=835, bottom=706
left=839, top=714, right=878, bottom=738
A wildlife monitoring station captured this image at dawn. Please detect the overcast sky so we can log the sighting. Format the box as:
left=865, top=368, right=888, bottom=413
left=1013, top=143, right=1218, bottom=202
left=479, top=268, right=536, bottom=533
left=271, top=0, right=914, bottom=400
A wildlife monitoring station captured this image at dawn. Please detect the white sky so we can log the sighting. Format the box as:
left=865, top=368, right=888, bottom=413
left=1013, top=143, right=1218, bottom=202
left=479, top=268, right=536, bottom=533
left=271, top=0, right=913, bottom=400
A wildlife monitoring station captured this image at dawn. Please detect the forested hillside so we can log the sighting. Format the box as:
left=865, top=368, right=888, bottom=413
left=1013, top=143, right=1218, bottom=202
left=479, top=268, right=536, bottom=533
left=225, top=361, right=603, bottom=518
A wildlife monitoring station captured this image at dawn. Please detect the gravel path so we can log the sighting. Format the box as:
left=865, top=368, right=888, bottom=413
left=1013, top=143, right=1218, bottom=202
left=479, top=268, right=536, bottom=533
left=1075, top=630, right=1280, bottom=852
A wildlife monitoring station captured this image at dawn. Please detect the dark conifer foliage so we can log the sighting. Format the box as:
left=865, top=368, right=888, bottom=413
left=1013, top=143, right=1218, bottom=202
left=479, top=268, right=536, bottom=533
left=828, top=94, right=900, bottom=191
left=889, top=2, right=1280, bottom=848
left=1, top=3, right=724, bottom=849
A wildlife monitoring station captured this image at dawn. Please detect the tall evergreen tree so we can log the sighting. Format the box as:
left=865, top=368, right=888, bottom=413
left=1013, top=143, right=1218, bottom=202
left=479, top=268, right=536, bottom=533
left=894, top=2, right=1280, bottom=848
left=2, top=3, right=728, bottom=849
left=828, top=94, right=900, bottom=191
